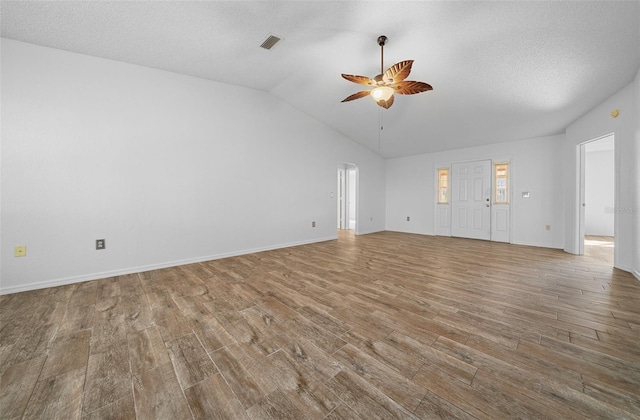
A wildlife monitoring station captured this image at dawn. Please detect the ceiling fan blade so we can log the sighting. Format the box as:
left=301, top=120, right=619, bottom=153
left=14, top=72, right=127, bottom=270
left=341, top=74, right=375, bottom=86
left=376, top=95, right=394, bottom=109
left=341, top=90, right=371, bottom=102
left=394, top=81, right=433, bottom=95
left=383, top=60, right=414, bottom=84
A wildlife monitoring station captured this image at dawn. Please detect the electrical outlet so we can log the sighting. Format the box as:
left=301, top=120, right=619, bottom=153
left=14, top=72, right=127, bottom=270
left=407, top=216, right=410, bottom=221
left=14, top=245, right=26, bottom=257
left=96, top=239, right=106, bottom=250
left=311, top=221, right=316, bottom=228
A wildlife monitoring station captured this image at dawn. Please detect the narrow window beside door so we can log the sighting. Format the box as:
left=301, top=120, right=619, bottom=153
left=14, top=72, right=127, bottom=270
left=494, top=163, right=509, bottom=204
left=438, top=168, right=449, bottom=204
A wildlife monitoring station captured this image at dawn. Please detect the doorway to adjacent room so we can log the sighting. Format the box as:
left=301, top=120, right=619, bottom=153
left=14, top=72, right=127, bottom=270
left=337, top=163, right=357, bottom=231
left=579, top=134, right=615, bottom=264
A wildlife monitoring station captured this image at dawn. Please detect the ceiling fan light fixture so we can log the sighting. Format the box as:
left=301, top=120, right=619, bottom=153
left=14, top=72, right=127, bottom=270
left=370, top=86, right=394, bottom=101
left=341, top=35, right=433, bottom=109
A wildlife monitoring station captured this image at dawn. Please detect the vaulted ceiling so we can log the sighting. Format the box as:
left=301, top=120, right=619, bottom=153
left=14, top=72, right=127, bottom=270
left=2, top=1, right=639, bottom=158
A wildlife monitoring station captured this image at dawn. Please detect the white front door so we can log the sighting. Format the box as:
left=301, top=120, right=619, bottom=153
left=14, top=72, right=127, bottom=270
left=451, top=160, right=491, bottom=240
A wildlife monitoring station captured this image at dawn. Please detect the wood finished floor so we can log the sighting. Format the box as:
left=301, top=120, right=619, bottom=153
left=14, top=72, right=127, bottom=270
left=584, top=235, right=614, bottom=266
left=1, top=231, right=639, bottom=419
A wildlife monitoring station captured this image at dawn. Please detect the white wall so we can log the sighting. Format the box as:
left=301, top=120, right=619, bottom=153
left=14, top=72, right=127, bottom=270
left=386, top=135, right=565, bottom=249
left=565, top=70, right=639, bottom=278
left=0, top=39, right=386, bottom=294
left=634, top=67, right=640, bottom=280
left=584, top=148, right=614, bottom=236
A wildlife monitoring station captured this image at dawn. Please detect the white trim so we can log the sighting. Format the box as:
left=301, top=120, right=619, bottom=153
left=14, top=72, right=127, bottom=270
left=511, top=240, right=564, bottom=249
left=613, top=263, right=640, bottom=281
left=386, top=230, right=435, bottom=237
left=576, top=133, right=616, bottom=257
left=434, top=155, right=512, bottom=242
left=0, top=236, right=337, bottom=295
left=355, top=228, right=385, bottom=236
left=578, top=143, right=587, bottom=255
left=337, top=161, right=358, bottom=234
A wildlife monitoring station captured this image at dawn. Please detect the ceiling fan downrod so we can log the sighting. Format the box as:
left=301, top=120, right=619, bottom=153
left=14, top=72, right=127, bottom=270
left=377, top=35, right=387, bottom=75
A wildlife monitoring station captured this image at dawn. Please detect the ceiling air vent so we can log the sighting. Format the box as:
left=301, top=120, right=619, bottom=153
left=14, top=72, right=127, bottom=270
left=260, top=34, right=282, bottom=50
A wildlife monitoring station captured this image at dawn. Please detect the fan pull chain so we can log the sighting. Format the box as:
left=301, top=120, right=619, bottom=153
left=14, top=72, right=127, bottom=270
left=378, top=109, right=383, bottom=150
left=379, top=36, right=385, bottom=149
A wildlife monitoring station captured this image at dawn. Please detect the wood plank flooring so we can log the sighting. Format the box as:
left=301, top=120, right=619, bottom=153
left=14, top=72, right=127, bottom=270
left=584, top=235, right=614, bottom=265
left=1, top=230, right=639, bottom=419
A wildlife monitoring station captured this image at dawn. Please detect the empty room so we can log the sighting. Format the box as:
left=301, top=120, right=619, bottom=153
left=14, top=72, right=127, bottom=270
left=1, top=1, right=639, bottom=419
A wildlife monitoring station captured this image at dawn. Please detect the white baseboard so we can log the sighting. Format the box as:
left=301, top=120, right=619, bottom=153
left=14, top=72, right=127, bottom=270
left=355, top=228, right=386, bottom=236
left=0, top=236, right=338, bottom=295
left=512, top=240, right=564, bottom=249
left=384, top=229, right=434, bottom=236
left=613, top=263, right=640, bottom=281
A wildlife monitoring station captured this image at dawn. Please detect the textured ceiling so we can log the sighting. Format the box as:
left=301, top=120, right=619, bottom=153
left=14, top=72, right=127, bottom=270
left=2, top=1, right=639, bottom=158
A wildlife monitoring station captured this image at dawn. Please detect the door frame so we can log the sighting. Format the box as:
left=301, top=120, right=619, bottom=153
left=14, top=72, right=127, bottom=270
left=337, top=167, right=346, bottom=229
left=337, top=162, right=358, bottom=232
left=577, top=133, right=615, bottom=257
left=450, top=159, right=492, bottom=240
left=434, top=156, right=512, bottom=242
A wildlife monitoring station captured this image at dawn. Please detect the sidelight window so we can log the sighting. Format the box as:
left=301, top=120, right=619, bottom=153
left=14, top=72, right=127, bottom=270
left=494, top=163, right=509, bottom=204
left=437, top=168, right=449, bottom=204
